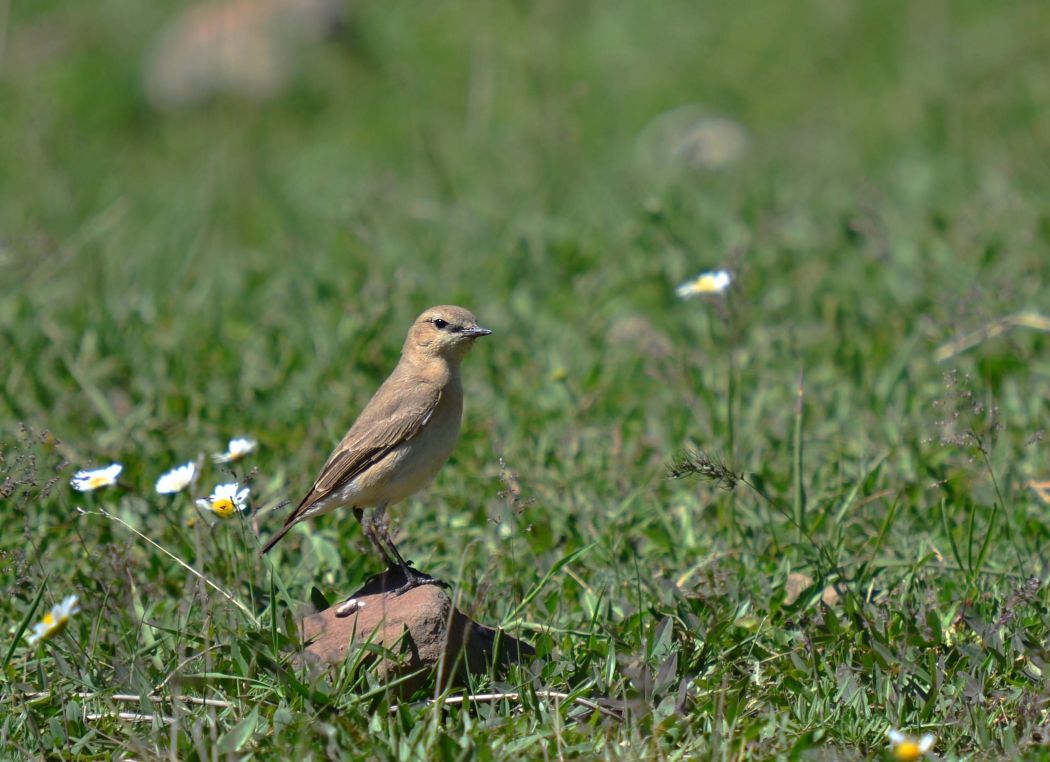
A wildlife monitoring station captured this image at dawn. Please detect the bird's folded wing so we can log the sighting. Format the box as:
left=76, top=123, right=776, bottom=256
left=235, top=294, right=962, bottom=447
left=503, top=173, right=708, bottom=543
left=284, top=379, right=442, bottom=524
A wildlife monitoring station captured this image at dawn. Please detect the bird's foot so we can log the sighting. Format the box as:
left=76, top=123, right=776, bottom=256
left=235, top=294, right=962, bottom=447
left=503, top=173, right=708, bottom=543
left=388, top=566, right=449, bottom=597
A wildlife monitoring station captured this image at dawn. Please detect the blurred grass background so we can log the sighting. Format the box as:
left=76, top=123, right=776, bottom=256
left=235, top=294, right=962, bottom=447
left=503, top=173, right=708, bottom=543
left=2, top=0, right=1049, bottom=757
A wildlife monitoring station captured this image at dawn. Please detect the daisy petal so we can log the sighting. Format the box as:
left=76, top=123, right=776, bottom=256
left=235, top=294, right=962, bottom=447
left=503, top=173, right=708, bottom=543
left=25, top=594, right=80, bottom=646
left=676, top=269, right=732, bottom=299
left=212, top=437, right=257, bottom=463
left=155, top=462, right=197, bottom=494
left=71, top=463, right=123, bottom=492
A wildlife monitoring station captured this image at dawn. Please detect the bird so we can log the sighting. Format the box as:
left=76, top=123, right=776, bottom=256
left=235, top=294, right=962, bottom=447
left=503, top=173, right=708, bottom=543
left=261, top=305, right=491, bottom=601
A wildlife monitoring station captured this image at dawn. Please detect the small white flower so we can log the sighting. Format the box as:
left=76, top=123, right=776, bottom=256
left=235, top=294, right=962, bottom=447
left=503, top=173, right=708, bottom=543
left=70, top=463, right=123, bottom=492
left=196, top=482, right=250, bottom=519
left=155, top=462, right=197, bottom=494
left=26, top=595, right=81, bottom=646
left=212, top=437, right=257, bottom=463
left=887, top=729, right=935, bottom=761
left=676, top=270, right=732, bottom=298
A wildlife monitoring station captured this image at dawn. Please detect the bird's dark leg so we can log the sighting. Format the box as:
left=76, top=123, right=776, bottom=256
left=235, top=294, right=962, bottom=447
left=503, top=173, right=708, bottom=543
left=372, top=507, right=444, bottom=596
left=354, top=507, right=396, bottom=568
left=337, top=508, right=403, bottom=615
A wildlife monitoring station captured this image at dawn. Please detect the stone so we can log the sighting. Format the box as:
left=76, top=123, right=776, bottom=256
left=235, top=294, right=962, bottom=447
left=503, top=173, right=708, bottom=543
left=300, top=568, right=534, bottom=696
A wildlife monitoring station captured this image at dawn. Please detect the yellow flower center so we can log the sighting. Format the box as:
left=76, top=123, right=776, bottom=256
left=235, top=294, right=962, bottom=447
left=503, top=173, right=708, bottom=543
left=212, top=498, right=236, bottom=518
left=893, top=741, right=923, bottom=762
left=87, top=475, right=108, bottom=488
left=37, top=613, right=69, bottom=641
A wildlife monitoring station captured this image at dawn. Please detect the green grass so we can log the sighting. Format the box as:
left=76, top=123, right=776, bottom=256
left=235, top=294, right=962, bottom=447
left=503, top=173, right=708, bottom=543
left=3, top=0, right=1050, bottom=758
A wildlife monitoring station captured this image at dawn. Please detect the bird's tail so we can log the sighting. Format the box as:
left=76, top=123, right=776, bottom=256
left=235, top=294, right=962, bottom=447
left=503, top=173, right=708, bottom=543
left=260, top=521, right=295, bottom=555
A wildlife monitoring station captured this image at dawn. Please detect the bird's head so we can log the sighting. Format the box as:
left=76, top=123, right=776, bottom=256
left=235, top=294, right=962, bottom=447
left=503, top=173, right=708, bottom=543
left=404, top=305, right=491, bottom=363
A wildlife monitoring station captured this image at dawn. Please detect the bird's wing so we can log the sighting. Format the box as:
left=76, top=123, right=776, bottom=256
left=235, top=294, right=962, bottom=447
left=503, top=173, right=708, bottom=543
left=282, top=377, right=442, bottom=526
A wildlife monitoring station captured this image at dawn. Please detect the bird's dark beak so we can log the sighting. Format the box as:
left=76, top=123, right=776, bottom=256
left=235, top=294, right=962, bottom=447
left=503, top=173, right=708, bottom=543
left=463, top=325, right=492, bottom=338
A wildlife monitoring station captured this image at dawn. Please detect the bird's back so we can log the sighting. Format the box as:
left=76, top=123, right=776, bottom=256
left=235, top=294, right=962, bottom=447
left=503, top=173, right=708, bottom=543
left=293, top=358, right=462, bottom=516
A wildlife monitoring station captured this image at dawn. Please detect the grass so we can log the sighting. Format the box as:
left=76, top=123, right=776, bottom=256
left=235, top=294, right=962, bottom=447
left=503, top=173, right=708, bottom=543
left=2, top=0, right=1050, bottom=758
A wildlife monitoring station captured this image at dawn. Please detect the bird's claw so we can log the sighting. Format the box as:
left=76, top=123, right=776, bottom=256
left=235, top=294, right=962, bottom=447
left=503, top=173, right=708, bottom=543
left=388, top=573, right=444, bottom=597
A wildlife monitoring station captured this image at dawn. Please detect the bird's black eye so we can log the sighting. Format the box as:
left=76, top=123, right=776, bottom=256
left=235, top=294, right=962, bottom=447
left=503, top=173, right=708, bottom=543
left=432, top=318, right=448, bottom=329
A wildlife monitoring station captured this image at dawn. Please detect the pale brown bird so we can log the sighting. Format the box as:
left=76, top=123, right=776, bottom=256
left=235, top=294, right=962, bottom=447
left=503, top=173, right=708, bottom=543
left=262, top=305, right=491, bottom=597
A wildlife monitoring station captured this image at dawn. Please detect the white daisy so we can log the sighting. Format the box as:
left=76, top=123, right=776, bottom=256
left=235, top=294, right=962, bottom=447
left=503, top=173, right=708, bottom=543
left=26, top=595, right=81, bottom=646
left=212, top=437, right=257, bottom=463
left=70, top=463, right=123, bottom=492
left=196, top=482, right=250, bottom=519
left=887, top=729, right=935, bottom=761
left=155, top=462, right=197, bottom=494
left=676, top=270, right=733, bottom=299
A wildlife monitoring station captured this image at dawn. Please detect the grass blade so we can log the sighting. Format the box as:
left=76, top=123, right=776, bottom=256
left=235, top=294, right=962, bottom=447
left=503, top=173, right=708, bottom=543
left=501, top=544, right=595, bottom=627
left=965, top=500, right=979, bottom=576
left=792, top=368, right=806, bottom=537
left=939, top=498, right=966, bottom=573
left=4, top=575, right=49, bottom=669
left=973, top=502, right=999, bottom=581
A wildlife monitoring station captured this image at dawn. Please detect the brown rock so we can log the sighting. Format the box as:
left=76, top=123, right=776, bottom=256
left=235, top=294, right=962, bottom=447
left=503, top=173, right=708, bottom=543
left=300, top=569, right=533, bottom=696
